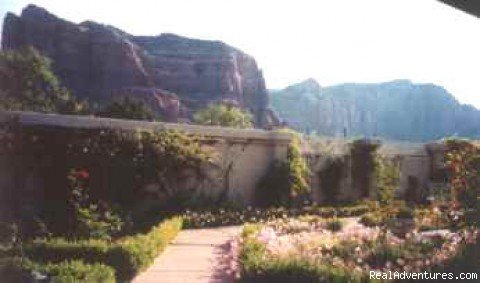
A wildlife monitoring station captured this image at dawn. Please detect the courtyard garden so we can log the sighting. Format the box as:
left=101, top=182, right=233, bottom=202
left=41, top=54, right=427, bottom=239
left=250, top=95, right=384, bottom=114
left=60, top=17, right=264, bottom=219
left=0, top=119, right=479, bottom=282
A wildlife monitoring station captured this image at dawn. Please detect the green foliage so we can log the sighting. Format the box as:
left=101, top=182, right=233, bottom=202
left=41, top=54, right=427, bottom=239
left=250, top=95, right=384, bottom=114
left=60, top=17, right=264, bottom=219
left=324, top=218, right=343, bottom=232
left=255, top=131, right=310, bottom=206
left=396, top=206, right=414, bottom=219
left=96, top=97, right=156, bottom=121
left=183, top=204, right=370, bottom=229
left=106, top=216, right=183, bottom=280
left=359, top=201, right=412, bottom=227
left=8, top=126, right=210, bottom=232
left=350, top=139, right=380, bottom=198
left=0, top=47, right=88, bottom=114
left=21, top=259, right=115, bottom=283
left=286, top=135, right=311, bottom=197
left=444, top=139, right=480, bottom=227
left=374, top=155, right=400, bottom=205
left=68, top=169, right=124, bottom=240
left=24, top=217, right=183, bottom=281
left=318, top=157, right=344, bottom=203
left=137, top=130, right=212, bottom=198
left=193, top=103, right=253, bottom=128
left=359, top=212, right=385, bottom=227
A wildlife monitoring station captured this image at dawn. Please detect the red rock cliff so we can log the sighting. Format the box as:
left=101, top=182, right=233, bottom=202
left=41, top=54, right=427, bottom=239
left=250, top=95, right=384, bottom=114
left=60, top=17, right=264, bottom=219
left=2, top=5, right=278, bottom=127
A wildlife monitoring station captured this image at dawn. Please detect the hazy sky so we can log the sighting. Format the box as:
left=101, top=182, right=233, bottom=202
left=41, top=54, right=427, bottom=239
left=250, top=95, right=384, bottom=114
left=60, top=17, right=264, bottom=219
left=2, top=0, right=480, bottom=108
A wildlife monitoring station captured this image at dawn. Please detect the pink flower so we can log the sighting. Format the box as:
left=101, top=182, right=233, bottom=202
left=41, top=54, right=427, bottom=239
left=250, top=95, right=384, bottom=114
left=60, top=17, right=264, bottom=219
left=258, top=227, right=277, bottom=244
left=72, top=169, right=89, bottom=179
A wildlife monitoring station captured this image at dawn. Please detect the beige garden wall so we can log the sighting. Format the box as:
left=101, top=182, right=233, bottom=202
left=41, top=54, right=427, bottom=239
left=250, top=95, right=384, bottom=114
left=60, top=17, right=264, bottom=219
left=0, top=111, right=448, bottom=222
left=307, top=140, right=445, bottom=204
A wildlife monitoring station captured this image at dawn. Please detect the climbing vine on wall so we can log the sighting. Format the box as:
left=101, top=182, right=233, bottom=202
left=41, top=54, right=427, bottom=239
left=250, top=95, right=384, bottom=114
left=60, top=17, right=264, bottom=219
left=255, top=129, right=310, bottom=207
left=350, top=139, right=380, bottom=198
left=444, top=139, right=480, bottom=227
left=18, top=126, right=212, bottom=194
left=318, top=156, right=344, bottom=203
left=374, top=155, right=400, bottom=205
left=4, top=123, right=212, bottom=232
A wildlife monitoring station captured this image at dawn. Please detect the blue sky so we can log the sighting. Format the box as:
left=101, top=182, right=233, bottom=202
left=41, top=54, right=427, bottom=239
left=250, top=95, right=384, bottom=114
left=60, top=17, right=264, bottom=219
left=2, top=0, right=480, bottom=108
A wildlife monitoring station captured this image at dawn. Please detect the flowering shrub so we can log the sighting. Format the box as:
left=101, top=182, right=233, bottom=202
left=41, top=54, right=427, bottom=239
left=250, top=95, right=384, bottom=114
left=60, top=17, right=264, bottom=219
left=68, top=168, right=124, bottom=240
left=236, top=217, right=479, bottom=282
left=445, top=139, right=480, bottom=227
left=183, top=204, right=370, bottom=229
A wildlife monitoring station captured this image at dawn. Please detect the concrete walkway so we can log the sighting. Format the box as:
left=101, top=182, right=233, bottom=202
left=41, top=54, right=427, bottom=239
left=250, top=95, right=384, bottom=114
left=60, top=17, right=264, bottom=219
left=133, top=226, right=242, bottom=283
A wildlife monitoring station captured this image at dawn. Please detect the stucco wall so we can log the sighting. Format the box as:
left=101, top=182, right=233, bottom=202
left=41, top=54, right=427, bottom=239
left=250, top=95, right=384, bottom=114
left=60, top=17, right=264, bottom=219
left=307, top=141, right=445, bottom=204
left=0, top=111, right=448, bottom=222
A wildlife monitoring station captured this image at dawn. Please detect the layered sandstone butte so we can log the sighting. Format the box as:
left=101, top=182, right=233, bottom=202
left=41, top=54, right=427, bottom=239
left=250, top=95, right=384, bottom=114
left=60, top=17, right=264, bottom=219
left=270, top=79, right=480, bottom=141
left=2, top=5, right=277, bottom=126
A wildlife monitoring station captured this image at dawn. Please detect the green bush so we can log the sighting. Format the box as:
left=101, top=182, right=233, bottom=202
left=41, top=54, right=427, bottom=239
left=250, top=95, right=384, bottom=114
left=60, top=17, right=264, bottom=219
left=0, top=47, right=89, bottom=114
left=24, top=239, right=111, bottom=265
left=395, top=206, right=414, bottom=219
left=360, top=202, right=414, bottom=227
left=68, top=168, right=124, bottom=240
left=21, top=259, right=115, bottom=283
left=374, top=155, right=400, bottom=205
left=193, top=103, right=253, bottom=128
left=96, top=97, right=156, bottom=121
left=324, top=218, right=343, bottom=232
left=110, top=216, right=183, bottom=279
left=24, top=217, right=183, bottom=281
left=359, top=212, right=385, bottom=227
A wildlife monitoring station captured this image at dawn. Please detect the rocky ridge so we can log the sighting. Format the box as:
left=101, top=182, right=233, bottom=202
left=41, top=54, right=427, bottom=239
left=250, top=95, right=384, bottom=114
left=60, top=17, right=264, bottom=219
left=2, top=5, right=278, bottom=126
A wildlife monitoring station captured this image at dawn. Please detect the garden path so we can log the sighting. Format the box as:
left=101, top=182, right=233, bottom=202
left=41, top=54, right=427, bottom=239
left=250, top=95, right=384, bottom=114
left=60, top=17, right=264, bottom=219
left=132, top=226, right=241, bottom=283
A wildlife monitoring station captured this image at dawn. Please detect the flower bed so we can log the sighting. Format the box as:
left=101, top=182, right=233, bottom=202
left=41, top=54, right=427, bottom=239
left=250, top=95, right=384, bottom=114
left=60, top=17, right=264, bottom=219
left=236, top=217, right=479, bottom=282
left=24, top=217, right=183, bottom=281
left=183, top=204, right=369, bottom=229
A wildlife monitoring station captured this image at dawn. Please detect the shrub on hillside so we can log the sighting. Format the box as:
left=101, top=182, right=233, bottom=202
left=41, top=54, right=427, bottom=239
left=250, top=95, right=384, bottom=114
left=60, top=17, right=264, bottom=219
left=0, top=47, right=89, bottom=114
left=193, top=103, right=253, bottom=128
left=96, top=97, right=156, bottom=121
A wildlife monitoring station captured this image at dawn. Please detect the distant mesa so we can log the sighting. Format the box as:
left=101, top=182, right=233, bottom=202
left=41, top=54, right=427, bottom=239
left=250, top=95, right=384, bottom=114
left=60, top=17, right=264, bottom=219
left=1, top=4, right=278, bottom=127
left=270, top=79, right=480, bottom=141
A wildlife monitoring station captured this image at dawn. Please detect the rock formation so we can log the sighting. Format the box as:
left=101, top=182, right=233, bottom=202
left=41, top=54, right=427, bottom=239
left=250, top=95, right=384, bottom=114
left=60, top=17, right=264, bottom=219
left=270, top=79, right=480, bottom=141
left=2, top=5, right=277, bottom=127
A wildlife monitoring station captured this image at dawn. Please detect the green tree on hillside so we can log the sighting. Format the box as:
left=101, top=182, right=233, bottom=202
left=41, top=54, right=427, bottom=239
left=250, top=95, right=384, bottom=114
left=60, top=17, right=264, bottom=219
left=96, top=97, right=156, bottom=121
left=193, top=103, right=253, bottom=128
left=0, top=46, right=88, bottom=114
